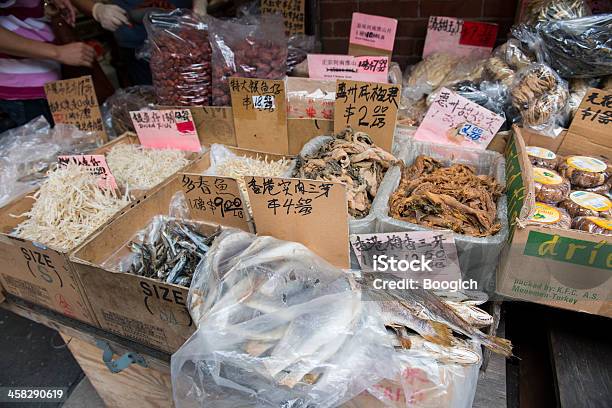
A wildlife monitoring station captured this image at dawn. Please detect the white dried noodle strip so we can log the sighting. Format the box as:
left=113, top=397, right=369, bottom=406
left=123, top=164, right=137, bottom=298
left=12, top=164, right=130, bottom=252
left=106, top=144, right=189, bottom=190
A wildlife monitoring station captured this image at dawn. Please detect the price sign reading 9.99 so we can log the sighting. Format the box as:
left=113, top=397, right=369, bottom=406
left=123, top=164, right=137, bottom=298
left=334, top=79, right=400, bottom=152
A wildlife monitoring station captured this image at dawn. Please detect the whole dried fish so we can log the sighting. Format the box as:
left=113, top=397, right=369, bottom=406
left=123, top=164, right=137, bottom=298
left=295, top=127, right=397, bottom=218
left=389, top=155, right=503, bottom=236
left=126, top=218, right=220, bottom=287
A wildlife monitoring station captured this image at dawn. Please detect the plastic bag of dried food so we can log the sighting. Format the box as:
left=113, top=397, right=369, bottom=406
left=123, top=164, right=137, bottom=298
left=572, top=216, right=612, bottom=235
left=0, top=116, right=103, bottom=208
left=526, top=202, right=572, bottom=228
left=102, top=86, right=157, bottom=138
left=145, top=9, right=212, bottom=106
left=101, top=191, right=221, bottom=287
left=286, top=77, right=335, bottom=120
left=171, top=229, right=396, bottom=408
left=533, top=167, right=571, bottom=203
left=402, top=53, right=459, bottom=101
left=510, top=63, right=569, bottom=136
left=493, top=39, right=534, bottom=71
left=513, top=15, right=611, bottom=78
left=519, top=0, right=591, bottom=25
left=373, top=139, right=508, bottom=294
left=209, top=14, right=287, bottom=106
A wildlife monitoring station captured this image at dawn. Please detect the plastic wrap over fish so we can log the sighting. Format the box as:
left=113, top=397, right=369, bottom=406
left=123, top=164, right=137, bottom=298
left=171, top=229, right=397, bottom=408
left=373, top=139, right=508, bottom=294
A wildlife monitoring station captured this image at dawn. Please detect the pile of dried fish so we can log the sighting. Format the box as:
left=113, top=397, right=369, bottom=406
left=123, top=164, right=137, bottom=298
left=294, top=127, right=397, bottom=218
left=12, top=164, right=129, bottom=251
left=106, top=143, right=189, bottom=190
left=125, top=218, right=220, bottom=287
left=389, top=155, right=504, bottom=236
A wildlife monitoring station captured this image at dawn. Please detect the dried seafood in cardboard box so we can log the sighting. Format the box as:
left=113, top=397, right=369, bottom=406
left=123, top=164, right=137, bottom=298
left=294, top=128, right=397, bottom=219
left=388, top=156, right=504, bottom=237
left=557, top=156, right=609, bottom=188
left=572, top=216, right=612, bottom=235
left=510, top=63, right=569, bottom=135
left=106, top=143, right=189, bottom=190
left=533, top=167, right=571, bottom=204
left=527, top=202, right=572, bottom=228
left=11, top=164, right=129, bottom=251
left=520, top=0, right=590, bottom=25
left=559, top=191, right=612, bottom=218
left=526, top=146, right=558, bottom=169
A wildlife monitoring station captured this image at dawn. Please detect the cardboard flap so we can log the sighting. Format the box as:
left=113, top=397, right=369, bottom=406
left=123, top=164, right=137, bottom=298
left=230, top=78, right=288, bottom=154
left=191, top=106, right=237, bottom=147
left=245, top=176, right=349, bottom=268
left=507, top=127, right=536, bottom=227
left=287, top=118, right=334, bottom=154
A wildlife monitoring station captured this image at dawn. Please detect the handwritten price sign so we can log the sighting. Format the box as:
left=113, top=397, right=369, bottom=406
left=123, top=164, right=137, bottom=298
left=58, top=154, right=117, bottom=190
left=334, top=79, right=400, bottom=152
left=308, top=54, right=389, bottom=83
left=130, top=109, right=201, bottom=152
left=423, top=16, right=498, bottom=58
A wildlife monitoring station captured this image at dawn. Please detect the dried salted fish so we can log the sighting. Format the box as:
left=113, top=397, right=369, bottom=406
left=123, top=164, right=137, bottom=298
left=12, top=164, right=129, bottom=251
left=106, top=143, right=189, bottom=190
left=389, top=155, right=503, bottom=237
left=125, top=218, right=220, bottom=287
left=294, top=127, right=397, bottom=218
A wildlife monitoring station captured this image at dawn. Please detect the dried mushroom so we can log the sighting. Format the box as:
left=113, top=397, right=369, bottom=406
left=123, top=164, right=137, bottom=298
left=294, top=128, right=397, bottom=219
left=388, top=156, right=504, bottom=237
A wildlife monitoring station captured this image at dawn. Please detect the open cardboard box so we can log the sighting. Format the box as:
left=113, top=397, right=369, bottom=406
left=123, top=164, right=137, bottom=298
left=69, top=173, right=250, bottom=353
left=0, top=188, right=136, bottom=325
left=498, top=94, right=611, bottom=318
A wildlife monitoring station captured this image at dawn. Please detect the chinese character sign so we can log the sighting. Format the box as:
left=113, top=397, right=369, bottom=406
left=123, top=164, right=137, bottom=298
left=57, top=154, right=117, bottom=190
left=348, top=12, right=397, bottom=56
left=130, top=109, right=201, bottom=152
left=180, top=174, right=250, bottom=231
left=229, top=77, right=288, bottom=154
left=44, top=76, right=105, bottom=136
left=307, top=54, right=389, bottom=83
left=414, top=87, right=505, bottom=149
left=260, top=0, right=305, bottom=35
left=334, top=79, right=400, bottom=152
left=245, top=176, right=349, bottom=268
left=423, top=16, right=498, bottom=58
left=350, top=230, right=461, bottom=284
left=569, top=88, right=612, bottom=143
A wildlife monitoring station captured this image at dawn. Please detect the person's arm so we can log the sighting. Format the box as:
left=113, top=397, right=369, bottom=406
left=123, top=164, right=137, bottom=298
left=0, top=26, right=95, bottom=66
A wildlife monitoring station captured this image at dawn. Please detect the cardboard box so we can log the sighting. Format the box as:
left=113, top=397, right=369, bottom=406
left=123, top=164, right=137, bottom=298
left=498, top=120, right=611, bottom=317
left=0, top=191, right=135, bottom=325
left=70, top=174, right=250, bottom=353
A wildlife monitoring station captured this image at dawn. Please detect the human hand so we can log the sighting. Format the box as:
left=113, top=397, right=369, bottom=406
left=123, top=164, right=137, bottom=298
left=54, top=42, right=96, bottom=66
left=92, top=3, right=130, bottom=31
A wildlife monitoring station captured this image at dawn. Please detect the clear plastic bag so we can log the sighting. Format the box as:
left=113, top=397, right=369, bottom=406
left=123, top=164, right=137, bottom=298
left=509, top=63, right=570, bottom=136
left=145, top=9, right=212, bottom=106
left=493, top=39, right=534, bottom=71
left=403, top=54, right=460, bottom=101
left=209, top=14, right=287, bottom=106
left=441, top=81, right=510, bottom=130
left=101, top=86, right=157, bottom=138
left=172, top=229, right=396, bottom=407
left=287, top=34, right=320, bottom=75
left=373, top=139, right=508, bottom=294
left=513, top=15, right=611, bottom=78
left=286, top=77, right=335, bottom=120
left=0, top=116, right=104, bottom=208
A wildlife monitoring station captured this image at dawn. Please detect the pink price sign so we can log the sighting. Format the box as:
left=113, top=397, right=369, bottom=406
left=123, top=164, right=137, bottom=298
left=130, top=109, right=201, bottom=152
left=349, top=13, right=397, bottom=51
left=414, top=88, right=505, bottom=150
left=422, top=16, right=498, bottom=58
left=307, top=54, right=389, bottom=83
left=58, top=154, right=118, bottom=190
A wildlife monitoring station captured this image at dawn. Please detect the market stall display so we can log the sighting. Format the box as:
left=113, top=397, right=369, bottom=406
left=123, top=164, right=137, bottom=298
left=571, top=216, right=612, bottom=235
left=527, top=202, right=572, bottom=228
left=557, top=156, right=609, bottom=188
left=526, top=146, right=558, bottom=169
left=559, top=191, right=612, bottom=218
left=533, top=167, right=571, bottom=204
left=102, top=86, right=157, bottom=138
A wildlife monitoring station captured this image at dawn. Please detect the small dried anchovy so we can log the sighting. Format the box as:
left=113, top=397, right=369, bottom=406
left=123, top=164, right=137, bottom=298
left=127, top=220, right=221, bottom=287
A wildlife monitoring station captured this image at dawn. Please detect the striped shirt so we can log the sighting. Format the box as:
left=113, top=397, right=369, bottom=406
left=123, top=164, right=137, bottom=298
left=0, top=0, right=60, bottom=100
